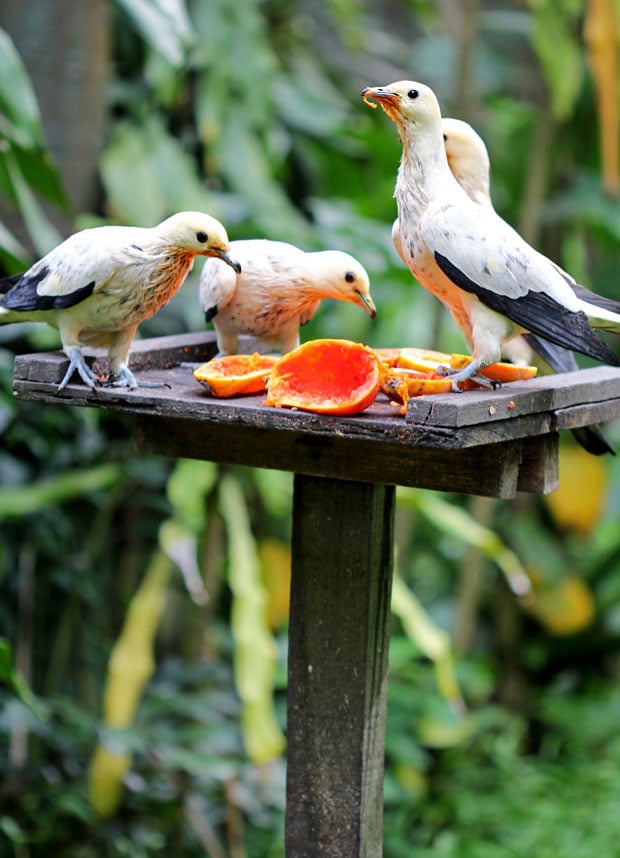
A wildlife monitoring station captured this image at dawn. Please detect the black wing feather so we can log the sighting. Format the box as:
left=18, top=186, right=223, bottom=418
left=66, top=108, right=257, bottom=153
left=523, top=333, right=615, bottom=455
left=434, top=251, right=619, bottom=366
left=0, top=266, right=96, bottom=312
left=0, top=272, right=25, bottom=295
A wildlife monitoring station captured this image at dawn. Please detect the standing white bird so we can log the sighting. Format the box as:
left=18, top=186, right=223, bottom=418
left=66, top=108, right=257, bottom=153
left=361, top=81, right=620, bottom=390
left=199, top=239, right=377, bottom=355
left=435, top=118, right=615, bottom=454
left=0, top=211, right=240, bottom=392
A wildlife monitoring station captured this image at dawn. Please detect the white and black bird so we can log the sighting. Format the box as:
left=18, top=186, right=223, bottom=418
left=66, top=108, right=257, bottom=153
left=199, top=239, right=376, bottom=355
left=0, top=211, right=240, bottom=392
left=412, top=117, right=614, bottom=454
left=362, top=81, right=620, bottom=390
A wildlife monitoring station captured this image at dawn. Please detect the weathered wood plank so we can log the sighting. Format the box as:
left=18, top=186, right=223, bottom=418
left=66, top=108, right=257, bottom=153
left=11, top=334, right=620, bottom=468
left=134, top=413, right=535, bottom=498
left=285, top=475, right=395, bottom=858
left=405, top=366, right=620, bottom=428
left=515, top=432, right=559, bottom=494
left=12, top=357, right=620, bottom=452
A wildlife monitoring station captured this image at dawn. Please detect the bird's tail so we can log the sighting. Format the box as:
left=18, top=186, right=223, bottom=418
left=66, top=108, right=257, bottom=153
left=572, top=284, right=620, bottom=334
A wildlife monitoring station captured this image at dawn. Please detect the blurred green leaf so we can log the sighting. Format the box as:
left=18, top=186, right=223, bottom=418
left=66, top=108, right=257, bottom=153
left=114, top=0, right=194, bottom=67
left=218, top=474, right=285, bottom=764
left=527, top=0, right=584, bottom=119
left=100, top=116, right=225, bottom=225
left=0, top=28, right=44, bottom=149
left=2, top=147, right=63, bottom=256
left=0, top=463, right=123, bottom=521
left=392, top=574, right=464, bottom=711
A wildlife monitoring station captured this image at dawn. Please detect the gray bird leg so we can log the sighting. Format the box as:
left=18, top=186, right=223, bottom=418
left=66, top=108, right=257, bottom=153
left=105, top=366, right=171, bottom=389
left=436, top=359, right=500, bottom=392
left=104, top=326, right=170, bottom=388
left=57, top=346, right=101, bottom=393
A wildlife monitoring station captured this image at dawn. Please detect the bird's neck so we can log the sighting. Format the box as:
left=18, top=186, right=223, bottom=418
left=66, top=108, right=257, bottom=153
left=395, top=125, right=454, bottom=218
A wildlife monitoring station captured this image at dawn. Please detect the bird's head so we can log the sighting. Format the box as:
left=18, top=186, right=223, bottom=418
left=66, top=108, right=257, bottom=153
left=313, top=251, right=376, bottom=319
left=441, top=118, right=491, bottom=205
left=157, top=212, right=241, bottom=272
left=361, top=81, right=441, bottom=132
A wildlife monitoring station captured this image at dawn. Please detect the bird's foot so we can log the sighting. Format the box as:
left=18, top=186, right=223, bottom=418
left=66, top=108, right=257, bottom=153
left=435, top=364, right=501, bottom=392
left=57, top=347, right=101, bottom=393
left=104, top=367, right=171, bottom=389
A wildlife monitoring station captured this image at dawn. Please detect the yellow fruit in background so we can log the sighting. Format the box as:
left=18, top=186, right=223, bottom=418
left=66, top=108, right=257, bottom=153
left=258, top=538, right=291, bottom=630
left=544, top=443, right=608, bottom=535
left=522, top=575, right=595, bottom=636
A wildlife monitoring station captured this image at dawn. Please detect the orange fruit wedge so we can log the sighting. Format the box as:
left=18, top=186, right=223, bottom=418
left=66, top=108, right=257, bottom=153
left=381, top=366, right=458, bottom=410
left=194, top=353, right=279, bottom=397
left=397, top=347, right=453, bottom=372
left=398, top=348, right=538, bottom=383
left=449, top=354, right=538, bottom=382
left=264, top=338, right=381, bottom=414
left=373, top=347, right=403, bottom=368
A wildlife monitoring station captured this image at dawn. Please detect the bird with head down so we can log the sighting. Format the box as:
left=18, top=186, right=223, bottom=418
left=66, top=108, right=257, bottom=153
left=0, top=211, right=240, bottom=392
left=362, top=80, right=620, bottom=391
left=199, top=239, right=376, bottom=355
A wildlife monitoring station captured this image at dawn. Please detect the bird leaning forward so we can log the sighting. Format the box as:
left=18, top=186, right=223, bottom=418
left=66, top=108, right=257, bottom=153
left=361, top=81, right=620, bottom=391
left=199, top=239, right=376, bottom=355
left=0, top=211, right=241, bottom=393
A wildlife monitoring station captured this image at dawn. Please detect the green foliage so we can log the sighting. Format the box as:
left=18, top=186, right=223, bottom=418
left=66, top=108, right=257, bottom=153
left=0, top=28, right=67, bottom=267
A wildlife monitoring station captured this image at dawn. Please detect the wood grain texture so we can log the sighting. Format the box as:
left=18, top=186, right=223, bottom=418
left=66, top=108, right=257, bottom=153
left=11, top=332, right=620, bottom=496
left=285, top=475, right=395, bottom=857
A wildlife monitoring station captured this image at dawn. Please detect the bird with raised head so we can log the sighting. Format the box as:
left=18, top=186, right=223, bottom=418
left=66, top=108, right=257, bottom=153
left=362, top=81, right=620, bottom=391
left=0, top=211, right=241, bottom=392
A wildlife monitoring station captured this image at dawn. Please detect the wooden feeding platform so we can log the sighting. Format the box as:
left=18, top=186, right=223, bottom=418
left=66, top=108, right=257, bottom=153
left=12, top=331, right=620, bottom=857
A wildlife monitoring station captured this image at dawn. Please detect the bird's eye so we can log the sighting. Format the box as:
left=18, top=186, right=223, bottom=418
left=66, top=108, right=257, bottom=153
left=443, top=133, right=448, bottom=141
left=345, top=271, right=356, bottom=283
left=196, top=230, right=208, bottom=243
left=407, top=89, right=419, bottom=100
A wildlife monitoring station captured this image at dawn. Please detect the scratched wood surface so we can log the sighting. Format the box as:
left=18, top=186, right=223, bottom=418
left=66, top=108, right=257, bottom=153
left=12, top=332, right=620, bottom=498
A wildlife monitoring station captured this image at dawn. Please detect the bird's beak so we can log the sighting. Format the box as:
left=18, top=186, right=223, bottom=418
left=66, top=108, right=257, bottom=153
left=211, top=247, right=242, bottom=274
left=361, top=86, right=398, bottom=109
left=357, top=291, right=377, bottom=319
left=361, top=86, right=400, bottom=122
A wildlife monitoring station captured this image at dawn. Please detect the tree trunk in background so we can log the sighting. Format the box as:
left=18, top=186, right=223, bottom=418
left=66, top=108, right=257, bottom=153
left=0, top=0, right=110, bottom=231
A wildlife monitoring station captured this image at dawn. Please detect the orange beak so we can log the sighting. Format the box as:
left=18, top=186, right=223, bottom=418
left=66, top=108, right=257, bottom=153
left=361, top=86, right=401, bottom=122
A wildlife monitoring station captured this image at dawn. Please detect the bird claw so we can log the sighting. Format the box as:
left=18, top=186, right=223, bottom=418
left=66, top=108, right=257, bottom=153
left=105, top=367, right=171, bottom=390
left=57, top=347, right=101, bottom=393
left=435, top=363, right=501, bottom=392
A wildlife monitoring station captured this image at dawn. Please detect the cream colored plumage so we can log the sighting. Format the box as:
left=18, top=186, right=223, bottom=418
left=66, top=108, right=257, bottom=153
left=0, top=212, right=240, bottom=391
left=362, top=81, right=620, bottom=389
left=199, top=239, right=376, bottom=355
left=428, top=117, right=614, bottom=454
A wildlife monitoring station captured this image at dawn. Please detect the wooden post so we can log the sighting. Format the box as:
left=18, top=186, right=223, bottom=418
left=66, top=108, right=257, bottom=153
left=285, top=475, right=395, bottom=857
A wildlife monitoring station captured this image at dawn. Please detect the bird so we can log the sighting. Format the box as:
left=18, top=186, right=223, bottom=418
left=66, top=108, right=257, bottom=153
left=361, top=80, right=620, bottom=394
left=439, top=117, right=615, bottom=454
left=199, top=238, right=377, bottom=355
left=0, top=211, right=241, bottom=392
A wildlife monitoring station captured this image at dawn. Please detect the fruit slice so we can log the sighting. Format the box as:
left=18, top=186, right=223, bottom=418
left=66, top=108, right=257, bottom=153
left=373, top=347, right=403, bottom=368
left=194, top=353, right=279, bottom=397
left=264, top=338, right=381, bottom=414
left=449, top=354, right=538, bottom=382
left=399, top=348, right=538, bottom=383
left=397, top=347, right=453, bottom=372
left=381, top=366, right=456, bottom=409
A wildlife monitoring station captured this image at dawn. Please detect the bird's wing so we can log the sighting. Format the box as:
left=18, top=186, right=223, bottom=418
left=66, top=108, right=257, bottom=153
left=0, top=261, right=96, bottom=312
left=0, top=229, right=148, bottom=313
left=423, top=202, right=619, bottom=364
